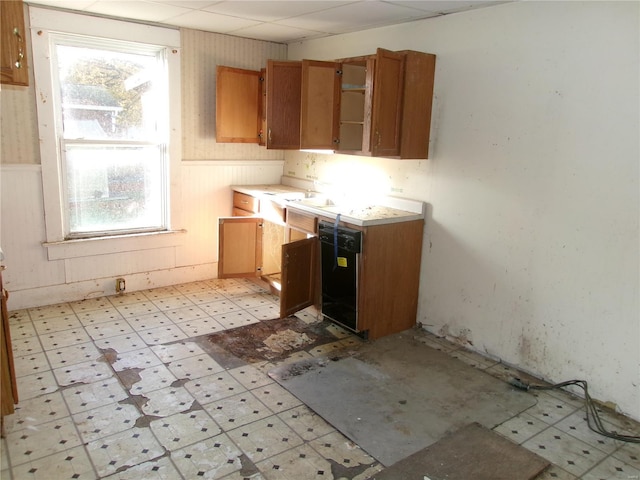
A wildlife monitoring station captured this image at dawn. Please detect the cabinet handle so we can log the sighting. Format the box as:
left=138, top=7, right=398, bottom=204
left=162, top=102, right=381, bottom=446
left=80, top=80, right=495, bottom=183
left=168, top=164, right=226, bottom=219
left=13, top=27, right=24, bottom=70
left=375, top=130, right=381, bottom=147
left=268, top=128, right=272, bottom=144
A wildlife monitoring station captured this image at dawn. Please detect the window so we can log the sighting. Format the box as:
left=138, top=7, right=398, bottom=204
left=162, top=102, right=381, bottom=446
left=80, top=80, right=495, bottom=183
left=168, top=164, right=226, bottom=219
left=30, top=7, right=181, bottom=246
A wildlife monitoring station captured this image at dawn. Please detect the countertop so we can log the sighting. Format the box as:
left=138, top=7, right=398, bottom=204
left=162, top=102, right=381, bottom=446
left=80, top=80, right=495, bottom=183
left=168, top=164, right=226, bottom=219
left=231, top=181, right=425, bottom=227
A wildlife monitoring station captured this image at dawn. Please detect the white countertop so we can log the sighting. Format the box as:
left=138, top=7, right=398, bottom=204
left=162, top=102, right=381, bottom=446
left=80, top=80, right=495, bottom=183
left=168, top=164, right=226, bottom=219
left=232, top=179, right=425, bottom=227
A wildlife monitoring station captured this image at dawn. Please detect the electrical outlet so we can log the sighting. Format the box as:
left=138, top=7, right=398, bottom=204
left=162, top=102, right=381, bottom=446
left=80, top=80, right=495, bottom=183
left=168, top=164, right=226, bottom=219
left=116, top=277, right=126, bottom=293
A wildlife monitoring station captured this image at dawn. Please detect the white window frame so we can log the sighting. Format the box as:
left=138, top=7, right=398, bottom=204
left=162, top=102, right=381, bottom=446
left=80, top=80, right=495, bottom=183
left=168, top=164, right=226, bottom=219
left=30, top=7, right=183, bottom=258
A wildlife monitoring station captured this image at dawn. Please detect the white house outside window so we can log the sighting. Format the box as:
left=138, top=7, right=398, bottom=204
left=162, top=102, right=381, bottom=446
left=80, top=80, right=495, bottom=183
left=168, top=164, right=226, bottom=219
left=30, top=8, right=182, bottom=252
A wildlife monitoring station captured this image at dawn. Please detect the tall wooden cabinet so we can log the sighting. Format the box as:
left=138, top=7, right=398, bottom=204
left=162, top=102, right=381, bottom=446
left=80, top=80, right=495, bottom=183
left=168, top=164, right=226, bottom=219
left=1, top=0, right=29, bottom=86
left=1, top=267, right=18, bottom=429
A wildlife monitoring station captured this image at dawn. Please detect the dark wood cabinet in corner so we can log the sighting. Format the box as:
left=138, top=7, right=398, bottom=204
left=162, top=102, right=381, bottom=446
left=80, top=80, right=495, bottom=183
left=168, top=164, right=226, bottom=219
left=1, top=0, right=29, bottom=86
left=1, top=267, right=18, bottom=432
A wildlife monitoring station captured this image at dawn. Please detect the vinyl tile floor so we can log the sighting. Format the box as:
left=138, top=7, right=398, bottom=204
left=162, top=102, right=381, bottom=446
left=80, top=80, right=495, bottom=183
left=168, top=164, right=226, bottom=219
left=2, top=278, right=639, bottom=480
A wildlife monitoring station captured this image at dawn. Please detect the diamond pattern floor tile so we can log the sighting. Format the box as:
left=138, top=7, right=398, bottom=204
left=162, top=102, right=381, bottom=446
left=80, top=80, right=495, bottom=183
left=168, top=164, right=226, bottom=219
left=62, top=377, right=129, bottom=414
left=150, top=409, right=222, bottom=450
left=172, top=433, right=244, bottom=479
left=7, top=416, right=83, bottom=466
left=85, top=427, right=164, bottom=478
left=522, top=425, right=609, bottom=477
left=203, top=391, right=274, bottom=429
left=227, top=416, right=304, bottom=463
left=73, top=402, right=141, bottom=443
left=9, top=444, right=96, bottom=480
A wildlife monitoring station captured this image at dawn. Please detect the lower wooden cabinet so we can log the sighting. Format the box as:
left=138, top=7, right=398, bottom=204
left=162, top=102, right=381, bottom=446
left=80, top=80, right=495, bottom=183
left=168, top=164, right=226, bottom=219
left=1, top=267, right=18, bottom=430
left=219, top=192, right=424, bottom=339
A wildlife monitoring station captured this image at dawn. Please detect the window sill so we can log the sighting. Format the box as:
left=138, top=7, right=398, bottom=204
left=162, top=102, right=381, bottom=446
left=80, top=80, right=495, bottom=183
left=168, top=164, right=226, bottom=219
left=43, top=229, right=187, bottom=261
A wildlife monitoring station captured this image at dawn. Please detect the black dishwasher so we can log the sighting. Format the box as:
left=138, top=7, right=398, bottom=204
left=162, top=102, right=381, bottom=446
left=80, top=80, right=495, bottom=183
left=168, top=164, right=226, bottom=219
left=318, top=220, right=362, bottom=332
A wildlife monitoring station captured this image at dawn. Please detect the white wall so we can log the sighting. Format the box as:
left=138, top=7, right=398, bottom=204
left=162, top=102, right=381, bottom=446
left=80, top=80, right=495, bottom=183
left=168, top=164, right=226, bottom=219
left=286, top=1, right=640, bottom=420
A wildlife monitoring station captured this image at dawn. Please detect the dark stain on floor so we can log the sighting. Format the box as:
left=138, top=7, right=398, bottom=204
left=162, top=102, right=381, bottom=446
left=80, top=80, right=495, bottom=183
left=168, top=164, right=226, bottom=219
left=204, top=316, right=340, bottom=363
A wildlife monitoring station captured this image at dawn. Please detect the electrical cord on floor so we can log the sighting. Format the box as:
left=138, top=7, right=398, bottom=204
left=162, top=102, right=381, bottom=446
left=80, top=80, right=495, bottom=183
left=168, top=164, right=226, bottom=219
left=510, top=377, right=640, bottom=443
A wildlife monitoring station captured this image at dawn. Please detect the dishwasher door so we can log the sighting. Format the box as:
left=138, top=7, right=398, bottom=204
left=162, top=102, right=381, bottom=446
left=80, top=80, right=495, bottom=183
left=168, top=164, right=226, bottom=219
left=319, top=222, right=361, bottom=332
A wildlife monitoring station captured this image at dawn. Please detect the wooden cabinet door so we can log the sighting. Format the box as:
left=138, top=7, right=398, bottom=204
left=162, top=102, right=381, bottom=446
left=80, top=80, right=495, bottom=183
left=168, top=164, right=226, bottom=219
left=301, top=60, right=340, bottom=150
left=216, top=66, right=261, bottom=143
left=1, top=269, right=18, bottom=417
left=400, top=51, right=436, bottom=159
left=371, top=48, right=405, bottom=157
left=218, top=217, right=262, bottom=278
left=266, top=60, right=301, bottom=149
left=280, top=237, right=317, bottom=318
left=1, top=0, right=28, bottom=86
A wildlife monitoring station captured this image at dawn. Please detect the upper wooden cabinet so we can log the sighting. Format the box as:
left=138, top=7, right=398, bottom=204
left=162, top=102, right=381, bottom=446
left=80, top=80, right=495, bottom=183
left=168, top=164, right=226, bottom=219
left=215, top=66, right=261, bottom=143
left=215, top=48, right=436, bottom=158
left=300, top=60, right=341, bottom=150
left=1, top=0, right=29, bottom=86
left=265, top=60, right=301, bottom=149
left=308, top=48, right=435, bottom=159
left=215, top=61, right=302, bottom=149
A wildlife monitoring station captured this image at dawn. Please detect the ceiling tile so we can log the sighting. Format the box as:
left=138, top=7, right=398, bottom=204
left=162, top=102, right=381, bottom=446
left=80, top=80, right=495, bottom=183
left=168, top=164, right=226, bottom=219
left=276, top=1, right=429, bottom=34
left=229, top=22, right=324, bottom=43
left=88, top=0, right=192, bottom=22
left=167, top=9, right=261, bottom=33
left=203, top=1, right=352, bottom=22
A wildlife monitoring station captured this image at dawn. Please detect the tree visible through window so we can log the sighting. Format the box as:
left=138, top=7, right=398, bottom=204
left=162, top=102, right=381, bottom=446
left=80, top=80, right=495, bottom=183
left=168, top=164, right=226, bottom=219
left=54, top=40, right=168, bottom=238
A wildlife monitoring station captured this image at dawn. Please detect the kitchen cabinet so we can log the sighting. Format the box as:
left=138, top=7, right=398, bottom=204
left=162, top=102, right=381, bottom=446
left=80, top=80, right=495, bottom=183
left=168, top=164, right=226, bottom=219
left=265, top=60, right=301, bottom=149
left=1, top=266, right=18, bottom=431
left=356, top=219, right=424, bottom=339
left=219, top=190, right=311, bottom=316
left=302, top=48, right=435, bottom=158
left=300, top=60, right=341, bottom=150
left=220, top=186, right=424, bottom=338
left=215, top=66, right=261, bottom=143
left=1, top=0, right=29, bottom=86
left=215, top=61, right=301, bottom=149
left=215, top=48, right=435, bottom=158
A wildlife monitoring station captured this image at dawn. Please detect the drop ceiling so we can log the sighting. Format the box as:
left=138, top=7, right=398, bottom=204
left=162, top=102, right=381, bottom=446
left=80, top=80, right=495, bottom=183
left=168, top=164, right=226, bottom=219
left=25, top=0, right=507, bottom=44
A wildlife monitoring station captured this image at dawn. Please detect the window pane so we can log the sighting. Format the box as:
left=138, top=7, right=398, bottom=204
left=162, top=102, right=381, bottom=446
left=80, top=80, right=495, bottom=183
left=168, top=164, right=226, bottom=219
left=56, top=44, right=160, bottom=140
left=65, top=144, right=165, bottom=236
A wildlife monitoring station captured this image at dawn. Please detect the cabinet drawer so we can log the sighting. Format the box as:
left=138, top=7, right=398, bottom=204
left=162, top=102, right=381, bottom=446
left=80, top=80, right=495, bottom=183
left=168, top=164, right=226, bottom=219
left=232, top=207, right=255, bottom=216
left=287, top=208, right=318, bottom=235
left=233, top=191, right=259, bottom=214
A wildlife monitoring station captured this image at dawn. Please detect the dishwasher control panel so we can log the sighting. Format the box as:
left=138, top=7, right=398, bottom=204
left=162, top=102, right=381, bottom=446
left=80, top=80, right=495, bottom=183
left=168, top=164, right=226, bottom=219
left=318, top=221, right=362, bottom=253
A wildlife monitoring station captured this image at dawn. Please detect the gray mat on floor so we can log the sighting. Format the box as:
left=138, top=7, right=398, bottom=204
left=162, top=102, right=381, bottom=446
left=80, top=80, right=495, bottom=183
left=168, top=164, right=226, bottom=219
left=369, top=422, right=549, bottom=480
left=269, top=331, right=537, bottom=467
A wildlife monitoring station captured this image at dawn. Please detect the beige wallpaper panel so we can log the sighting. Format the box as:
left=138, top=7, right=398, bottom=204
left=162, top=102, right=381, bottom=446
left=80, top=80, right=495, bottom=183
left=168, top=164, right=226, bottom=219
left=180, top=28, right=287, bottom=160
